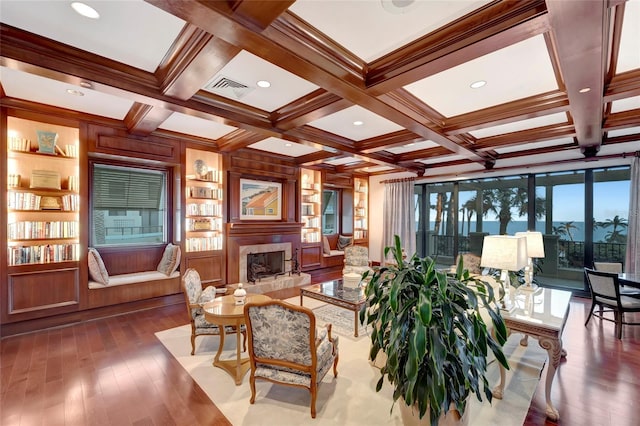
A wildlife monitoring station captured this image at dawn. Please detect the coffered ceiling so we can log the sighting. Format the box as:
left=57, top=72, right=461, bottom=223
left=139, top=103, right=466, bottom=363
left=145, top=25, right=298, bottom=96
left=1, top=0, right=639, bottom=180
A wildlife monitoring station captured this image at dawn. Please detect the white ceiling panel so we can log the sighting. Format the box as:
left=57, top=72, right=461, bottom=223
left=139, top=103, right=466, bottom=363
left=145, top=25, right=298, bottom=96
left=325, top=157, right=359, bottom=166
left=385, top=140, right=438, bottom=154
left=419, top=154, right=466, bottom=164
left=469, top=112, right=568, bottom=139
left=616, top=0, right=640, bottom=73
left=495, top=150, right=583, bottom=169
left=307, top=105, right=404, bottom=141
left=0, top=67, right=133, bottom=119
left=607, top=126, right=640, bottom=138
left=495, top=138, right=575, bottom=154
left=359, top=165, right=393, bottom=173
left=159, top=112, right=237, bottom=140
left=0, top=0, right=184, bottom=72
left=404, top=35, right=558, bottom=118
left=289, top=0, right=490, bottom=62
left=202, top=50, right=318, bottom=112
left=610, top=95, right=640, bottom=113
left=249, top=137, right=321, bottom=157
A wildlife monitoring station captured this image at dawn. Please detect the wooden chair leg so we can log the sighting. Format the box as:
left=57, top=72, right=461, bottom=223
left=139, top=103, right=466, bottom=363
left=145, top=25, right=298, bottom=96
left=615, top=311, right=623, bottom=339
left=249, top=374, right=257, bottom=404
left=190, top=334, right=196, bottom=355
left=310, top=386, right=317, bottom=418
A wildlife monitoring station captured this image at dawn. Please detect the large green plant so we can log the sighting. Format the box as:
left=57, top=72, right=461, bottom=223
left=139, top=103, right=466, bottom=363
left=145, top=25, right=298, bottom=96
left=360, top=236, right=509, bottom=425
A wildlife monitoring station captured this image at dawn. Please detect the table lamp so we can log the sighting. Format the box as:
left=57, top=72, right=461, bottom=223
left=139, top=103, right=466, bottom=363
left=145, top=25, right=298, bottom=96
left=515, top=231, right=545, bottom=291
left=480, top=235, right=528, bottom=311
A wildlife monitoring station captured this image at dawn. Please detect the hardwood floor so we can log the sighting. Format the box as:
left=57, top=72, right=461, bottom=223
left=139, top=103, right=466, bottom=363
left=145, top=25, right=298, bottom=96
left=1, top=295, right=639, bottom=426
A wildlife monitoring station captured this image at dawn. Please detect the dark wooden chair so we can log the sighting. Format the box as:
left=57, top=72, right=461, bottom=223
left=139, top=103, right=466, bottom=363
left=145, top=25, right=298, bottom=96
left=584, top=268, right=640, bottom=339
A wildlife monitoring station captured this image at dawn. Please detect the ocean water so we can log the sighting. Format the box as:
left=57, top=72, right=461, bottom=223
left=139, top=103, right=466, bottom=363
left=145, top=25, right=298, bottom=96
left=428, top=221, right=625, bottom=243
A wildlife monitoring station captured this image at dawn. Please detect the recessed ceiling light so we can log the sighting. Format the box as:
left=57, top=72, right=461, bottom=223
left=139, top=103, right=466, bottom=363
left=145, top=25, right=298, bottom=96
left=66, top=89, right=84, bottom=96
left=353, top=120, right=364, bottom=126
left=470, top=80, right=487, bottom=89
left=404, top=143, right=415, bottom=147
left=579, top=87, right=591, bottom=93
left=256, top=80, right=271, bottom=88
left=79, top=81, right=93, bottom=89
left=71, top=2, right=100, bottom=19
left=285, top=143, right=292, bottom=147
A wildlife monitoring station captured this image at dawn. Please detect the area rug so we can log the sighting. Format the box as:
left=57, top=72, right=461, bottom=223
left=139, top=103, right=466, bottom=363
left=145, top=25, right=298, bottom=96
left=156, top=309, right=547, bottom=426
left=312, top=303, right=368, bottom=340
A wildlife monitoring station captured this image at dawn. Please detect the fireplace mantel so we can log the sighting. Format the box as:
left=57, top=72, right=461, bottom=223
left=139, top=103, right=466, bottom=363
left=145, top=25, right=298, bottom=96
left=226, top=222, right=303, bottom=283
left=227, top=222, right=303, bottom=237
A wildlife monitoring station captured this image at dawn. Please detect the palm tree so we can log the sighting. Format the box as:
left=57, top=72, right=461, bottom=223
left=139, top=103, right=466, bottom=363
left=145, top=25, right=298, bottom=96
left=600, top=215, right=628, bottom=244
left=482, top=186, right=545, bottom=234
left=558, top=221, right=579, bottom=242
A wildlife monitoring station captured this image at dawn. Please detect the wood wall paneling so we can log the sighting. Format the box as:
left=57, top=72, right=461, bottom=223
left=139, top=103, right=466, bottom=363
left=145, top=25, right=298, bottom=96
left=301, top=244, right=322, bottom=270
left=7, top=267, right=80, bottom=319
left=97, top=245, right=166, bottom=276
left=87, top=124, right=181, bottom=164
left=184, top=253, right=225, bottom=286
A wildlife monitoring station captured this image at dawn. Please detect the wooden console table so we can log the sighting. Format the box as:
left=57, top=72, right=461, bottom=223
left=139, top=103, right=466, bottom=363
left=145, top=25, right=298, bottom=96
left=492, top=287, right=572, bottom=421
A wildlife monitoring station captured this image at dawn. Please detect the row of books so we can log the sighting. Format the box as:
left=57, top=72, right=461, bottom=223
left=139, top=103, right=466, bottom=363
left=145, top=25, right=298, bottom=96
left=303, top=217, right=320, bottom=228
left=7, top=193, right=80, bottom=211
left=302, top=230, right=320, bottom=243
left=186, top=202, right=222, bottom=217
left=185, top=217, right=222, bottom=232
left=8, top=243, right=79, bottom=266
left=8, top=221, right=79, bottom=240
left=187, top=186, right=222, bottom=199
left=354, top=230, right=367, bottom=239
left=185, top=236, right=223, bottom=252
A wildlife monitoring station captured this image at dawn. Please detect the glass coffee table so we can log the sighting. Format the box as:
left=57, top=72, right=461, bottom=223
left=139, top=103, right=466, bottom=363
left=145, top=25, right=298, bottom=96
left=299, top=279, right=366, bottom=337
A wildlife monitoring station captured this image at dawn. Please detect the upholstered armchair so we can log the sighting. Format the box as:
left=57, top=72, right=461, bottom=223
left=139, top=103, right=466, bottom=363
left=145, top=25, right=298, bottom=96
left=243, top=300, right=339, bottom=418
left=342, top=245, right=372, bottom=277
left=181, top=268, right=245, bottom=355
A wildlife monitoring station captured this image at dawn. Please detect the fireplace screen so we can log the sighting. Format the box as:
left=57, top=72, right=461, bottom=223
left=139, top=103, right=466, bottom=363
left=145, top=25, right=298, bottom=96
left=247, top=250, right=285, bottom=283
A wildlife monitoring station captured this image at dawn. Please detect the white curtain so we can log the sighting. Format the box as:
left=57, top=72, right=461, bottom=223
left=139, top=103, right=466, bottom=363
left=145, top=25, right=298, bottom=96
left=625, top=156, right=639, bottom=274
left=383, top=179, right=416, bottom=262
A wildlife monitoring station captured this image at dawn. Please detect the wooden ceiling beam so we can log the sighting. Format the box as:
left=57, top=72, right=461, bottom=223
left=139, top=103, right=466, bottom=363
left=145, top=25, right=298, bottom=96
left=123, top=102, right=173, bottom=136
left=273, top=89, right=351, bottom=130
left=146, top=0, right=484, bottom=163
left=366, top=1, right=550, bottom=93
left=216, top=128, right=268, bottom=152
left=545, top=0, right=610, bottom=152
left=472, top=124, right=576, bottom=151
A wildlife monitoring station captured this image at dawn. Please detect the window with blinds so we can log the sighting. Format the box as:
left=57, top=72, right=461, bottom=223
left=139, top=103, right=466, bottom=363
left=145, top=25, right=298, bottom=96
left=91, top=163, right=167, bottom=246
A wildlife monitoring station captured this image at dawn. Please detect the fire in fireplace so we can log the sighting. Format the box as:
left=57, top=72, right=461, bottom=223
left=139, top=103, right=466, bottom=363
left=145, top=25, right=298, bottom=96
left=247, top=250, right=285, bottom=283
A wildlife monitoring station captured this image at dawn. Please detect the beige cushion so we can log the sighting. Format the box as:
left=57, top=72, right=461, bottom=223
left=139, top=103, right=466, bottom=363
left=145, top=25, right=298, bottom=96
left=88, top=248, right=109, bottom=286
left=157, top=243, right=181, bottom=276
left=322, top=236, right=331, bottom=255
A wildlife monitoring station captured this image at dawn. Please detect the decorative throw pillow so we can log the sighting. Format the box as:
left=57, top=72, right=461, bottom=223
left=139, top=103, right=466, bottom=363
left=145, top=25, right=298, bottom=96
left=197, top=285, right=217, bottom=305
left=337, top=235, right=353, bottom=250
left=157, top=243, right=181, bottom=276
left=88, top=247, right=109, bottom=286
left=323, top=236, right=331, bottom=255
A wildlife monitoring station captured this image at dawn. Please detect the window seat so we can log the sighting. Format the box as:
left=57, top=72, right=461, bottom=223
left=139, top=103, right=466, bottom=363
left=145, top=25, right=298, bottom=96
left=88, top=270, right=180, bottom=289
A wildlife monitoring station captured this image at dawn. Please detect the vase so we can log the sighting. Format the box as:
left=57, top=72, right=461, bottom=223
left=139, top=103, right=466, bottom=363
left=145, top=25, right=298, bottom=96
left=399, top=400, right=469, bottom=426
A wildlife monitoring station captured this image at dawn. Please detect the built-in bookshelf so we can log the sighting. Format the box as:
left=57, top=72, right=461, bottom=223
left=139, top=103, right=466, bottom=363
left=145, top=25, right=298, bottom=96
left=184, top=148, right=223, bottom=253
left=300, top=169, right=321, bottom=243
left=6, top=117, right=80, bottom=266
left=354, top=176, right=368, bottom=241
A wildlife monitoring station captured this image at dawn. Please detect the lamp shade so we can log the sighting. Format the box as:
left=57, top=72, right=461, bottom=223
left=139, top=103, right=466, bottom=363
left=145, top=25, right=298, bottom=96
left=515, top=231, right=545, bottom=258
left=480, top=235, right=528, bottom=271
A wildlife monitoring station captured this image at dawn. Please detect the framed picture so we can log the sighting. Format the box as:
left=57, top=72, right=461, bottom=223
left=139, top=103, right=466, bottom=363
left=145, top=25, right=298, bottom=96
left=240, top=178, right=282, bottom=220
left=36, top=130, right=58, bottom=154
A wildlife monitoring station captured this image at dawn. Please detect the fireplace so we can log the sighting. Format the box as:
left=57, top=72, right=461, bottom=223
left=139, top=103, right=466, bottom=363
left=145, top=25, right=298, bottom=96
left=247, top=250, right=285, bottom=283
left=238, top=242, right=292, bottom=283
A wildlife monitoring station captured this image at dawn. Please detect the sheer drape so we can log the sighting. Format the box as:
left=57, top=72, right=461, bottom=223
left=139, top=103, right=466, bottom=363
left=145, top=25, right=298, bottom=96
left=383, top=179, right=415, bottom=262
left=625, top=156, right=639, bottom=273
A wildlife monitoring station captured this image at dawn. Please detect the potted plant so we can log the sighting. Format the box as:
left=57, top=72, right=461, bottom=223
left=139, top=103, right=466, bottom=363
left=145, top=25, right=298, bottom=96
left=360, top=236, right=509, bottom=425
